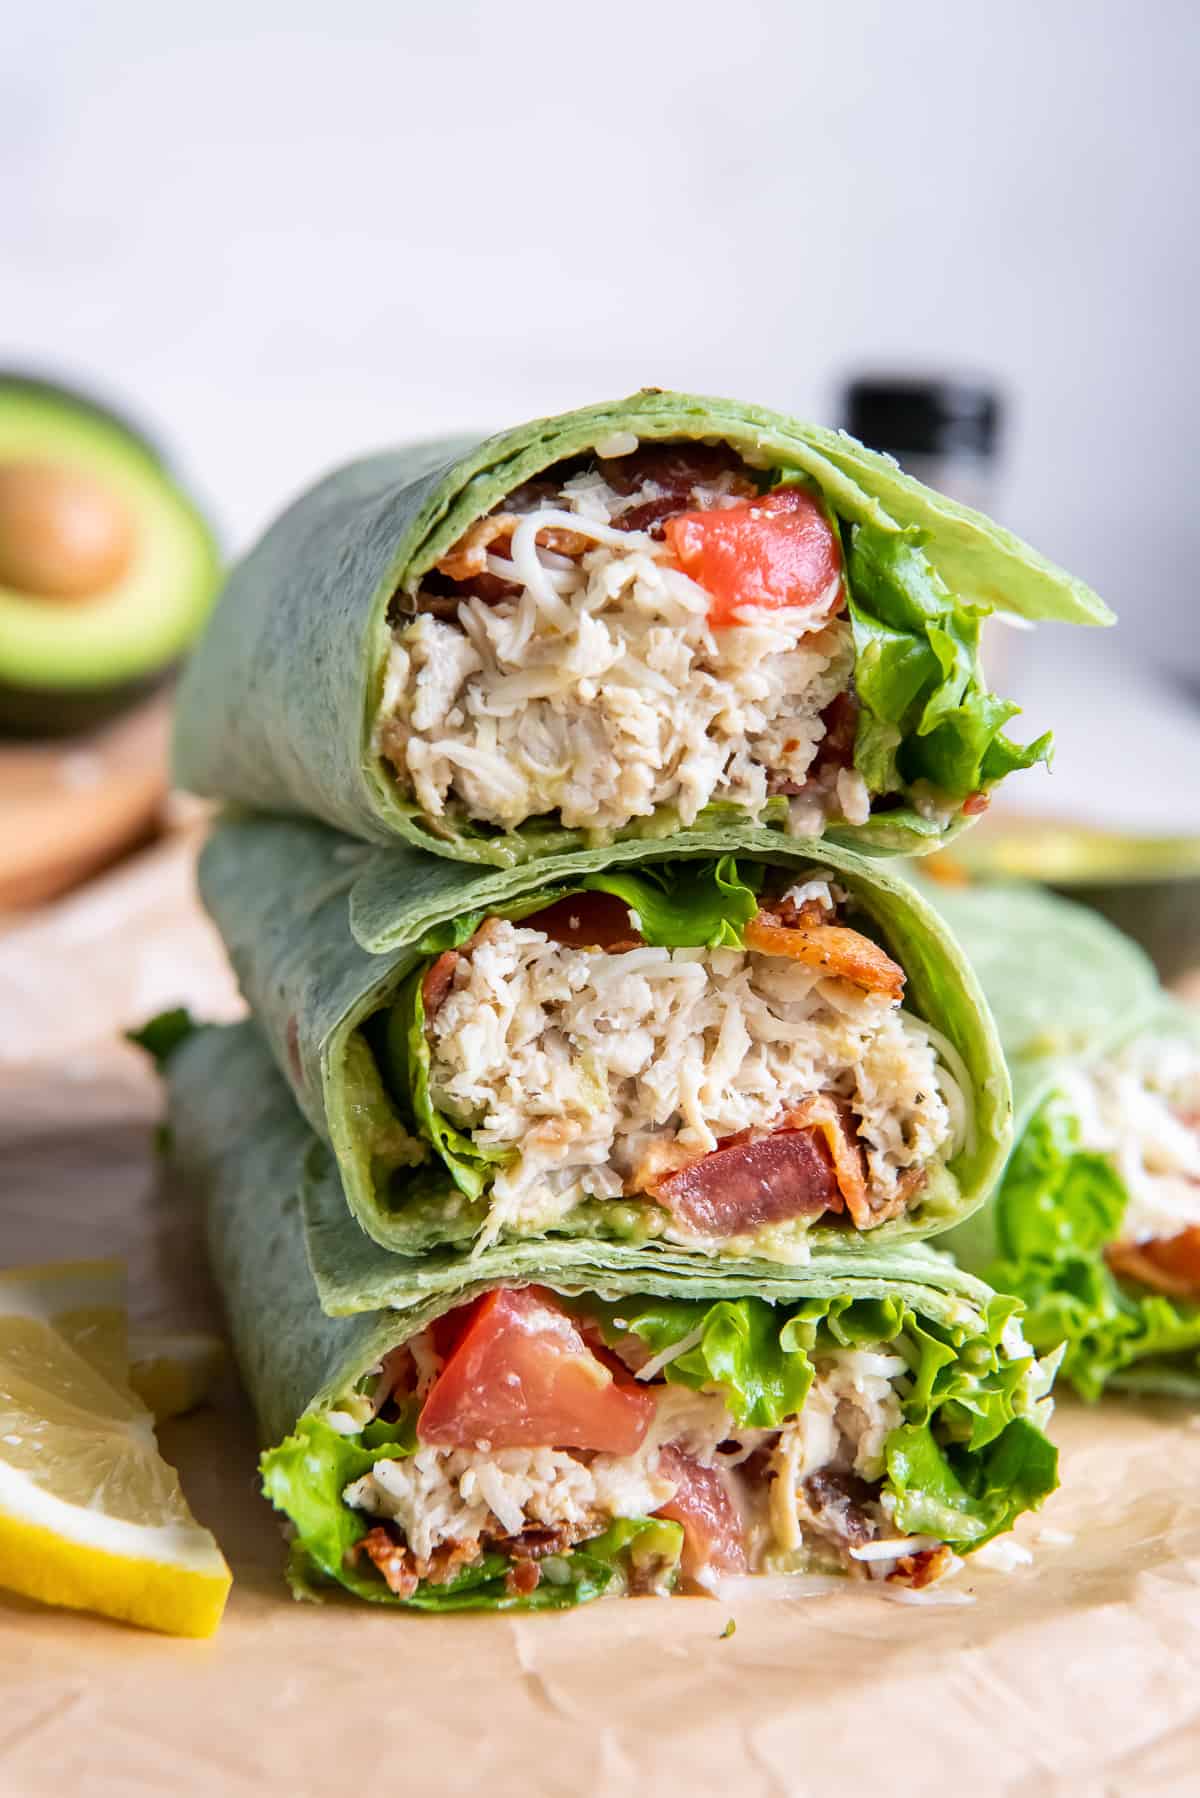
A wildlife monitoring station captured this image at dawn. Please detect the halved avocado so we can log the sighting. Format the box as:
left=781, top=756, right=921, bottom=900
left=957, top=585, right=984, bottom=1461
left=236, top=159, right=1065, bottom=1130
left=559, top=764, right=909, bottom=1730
left=0, top=374, right=221, bottom=736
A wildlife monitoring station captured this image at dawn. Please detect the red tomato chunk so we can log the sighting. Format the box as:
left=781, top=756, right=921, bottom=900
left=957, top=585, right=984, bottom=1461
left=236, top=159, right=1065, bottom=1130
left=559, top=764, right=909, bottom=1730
left=653, top=1128, right=843, bottom=1236
left=418, top=1287, right=656, bottom=1455
left=663, top=485, right=845, bottom=627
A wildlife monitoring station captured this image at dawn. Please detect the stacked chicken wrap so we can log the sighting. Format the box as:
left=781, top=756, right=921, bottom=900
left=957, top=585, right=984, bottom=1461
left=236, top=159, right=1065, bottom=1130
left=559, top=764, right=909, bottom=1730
left=158, top=390, right=1112, bottom=1606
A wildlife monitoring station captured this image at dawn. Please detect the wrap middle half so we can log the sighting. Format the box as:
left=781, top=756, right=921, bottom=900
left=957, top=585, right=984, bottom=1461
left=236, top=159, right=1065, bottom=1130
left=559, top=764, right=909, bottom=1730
left=198, top=814, right=1012, bottom=1266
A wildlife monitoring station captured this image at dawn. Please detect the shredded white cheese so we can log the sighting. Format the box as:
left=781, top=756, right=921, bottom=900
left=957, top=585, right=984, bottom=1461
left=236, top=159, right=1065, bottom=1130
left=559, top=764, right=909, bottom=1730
left=849, top=1535, right=942, bottom=1562
left=376, top=462, right=859, bottom=836
left=426, top=920, right=958, bottom=1247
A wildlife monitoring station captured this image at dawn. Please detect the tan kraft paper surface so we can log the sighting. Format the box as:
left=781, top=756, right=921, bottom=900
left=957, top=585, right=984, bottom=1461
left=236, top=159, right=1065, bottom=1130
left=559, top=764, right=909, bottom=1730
left=1, top=836, right=1199, bottom=1798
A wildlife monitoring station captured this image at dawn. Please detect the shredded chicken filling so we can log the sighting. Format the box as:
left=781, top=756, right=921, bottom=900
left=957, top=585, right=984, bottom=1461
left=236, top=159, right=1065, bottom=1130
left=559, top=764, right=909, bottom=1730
left=423, top=897, right=959, bottom=1247
left=343, top=1346, right=942, bottom=1592
left=375, top=450, right=868, bottom=837
left=1061, top=1031, right=1200, bottom=1247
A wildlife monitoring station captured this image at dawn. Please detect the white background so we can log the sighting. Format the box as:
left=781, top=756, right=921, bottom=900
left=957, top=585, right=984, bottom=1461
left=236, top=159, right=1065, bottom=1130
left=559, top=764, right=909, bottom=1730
left=5, top=0, right=1198, bottom=817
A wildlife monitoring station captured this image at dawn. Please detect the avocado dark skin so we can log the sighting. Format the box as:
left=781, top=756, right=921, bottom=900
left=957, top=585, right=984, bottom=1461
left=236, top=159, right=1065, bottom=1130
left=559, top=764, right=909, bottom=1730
left=0, top=668, right=171, bottom=738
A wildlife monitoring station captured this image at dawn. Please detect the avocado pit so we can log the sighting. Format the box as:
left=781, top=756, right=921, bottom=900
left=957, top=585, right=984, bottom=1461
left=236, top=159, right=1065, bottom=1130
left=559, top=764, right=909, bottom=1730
left=0, top=460, right=136, bottom=602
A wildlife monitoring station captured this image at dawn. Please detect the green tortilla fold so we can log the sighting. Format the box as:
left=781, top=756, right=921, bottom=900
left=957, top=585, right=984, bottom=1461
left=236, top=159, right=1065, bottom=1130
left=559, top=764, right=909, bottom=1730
left=168, top=1017, right=1059, bottom=1610
left=173, top=390, right=1110, bottom=867
left=198, top=811, right=1014, bottom=1263
left=926, top=878, right=1200, bottom=1398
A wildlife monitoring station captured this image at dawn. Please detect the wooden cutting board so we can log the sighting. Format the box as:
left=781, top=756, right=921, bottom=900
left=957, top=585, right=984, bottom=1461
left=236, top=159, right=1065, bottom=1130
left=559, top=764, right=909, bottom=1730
left=0, top=692, right=171, bottom=911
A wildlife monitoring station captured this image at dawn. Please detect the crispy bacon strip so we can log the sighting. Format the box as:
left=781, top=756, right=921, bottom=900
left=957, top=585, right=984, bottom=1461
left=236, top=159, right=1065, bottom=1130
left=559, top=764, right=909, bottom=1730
left=349, top=1515, right=604, bottom=1599
left=435, top=512, right=592, bottom=582
left=494, top=1520, right=598, bottom=1562
left=786, top=1094, right=871, bottom=1227
left=421, top=950, right=461, bottom=1019
left=603, top=444, right=757, bottom=538
left=1105, top=1227, right=1200, bottom=1299
left=434, top=514, right=517, bottom=581
left=771, top=895, right=832, bottom=928
left=744, top=909, right=905, bottom=1002
left=349, top=1526, right=420, bottom=1597
left=889, top=1544, right=952, bottom=1589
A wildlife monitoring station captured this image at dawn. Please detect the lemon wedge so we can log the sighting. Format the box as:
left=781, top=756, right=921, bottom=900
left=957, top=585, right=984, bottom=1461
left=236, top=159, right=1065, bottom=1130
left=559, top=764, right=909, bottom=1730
left=129, top=1330, right=226, bottom=1423
left=0, top=1282, right=231, bottom=1637
left=0, top=1258, right=129, bottom=1394
left=0, top=1262, right=228, bottom=1424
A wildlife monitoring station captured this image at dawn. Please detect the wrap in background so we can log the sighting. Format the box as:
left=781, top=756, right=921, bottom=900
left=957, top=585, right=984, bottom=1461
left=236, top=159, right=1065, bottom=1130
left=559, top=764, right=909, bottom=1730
left=168, top=1018, right=1059, bottom=1611
left=174, top=391, right=1110, bottom=867
left=928, top=878, right=1200, bottom=1397
left=197, top=813, right=1014, bottom=1265
left=926, top=820, right=1200, bottom=983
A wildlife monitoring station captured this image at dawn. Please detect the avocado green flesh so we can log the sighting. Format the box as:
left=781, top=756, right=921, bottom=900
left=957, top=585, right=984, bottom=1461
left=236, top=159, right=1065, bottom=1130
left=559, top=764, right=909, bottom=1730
left=942, top=820, right=1200, bottom=885
left=0, top=380, right=221, bottom=711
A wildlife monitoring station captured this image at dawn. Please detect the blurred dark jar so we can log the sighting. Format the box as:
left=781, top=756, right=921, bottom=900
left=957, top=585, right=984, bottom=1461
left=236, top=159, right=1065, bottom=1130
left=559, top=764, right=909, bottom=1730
left=841, top=376, right=1002, bottom=513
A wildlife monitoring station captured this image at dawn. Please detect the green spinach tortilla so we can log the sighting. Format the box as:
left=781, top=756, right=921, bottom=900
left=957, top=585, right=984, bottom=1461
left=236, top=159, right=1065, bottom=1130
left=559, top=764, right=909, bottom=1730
left=195, top=811, right=1014, bottom=1264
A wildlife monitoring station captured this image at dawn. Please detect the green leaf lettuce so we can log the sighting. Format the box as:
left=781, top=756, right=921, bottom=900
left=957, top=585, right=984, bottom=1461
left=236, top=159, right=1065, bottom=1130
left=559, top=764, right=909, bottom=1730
left=983, top=1090, right=1200, bottom=1401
